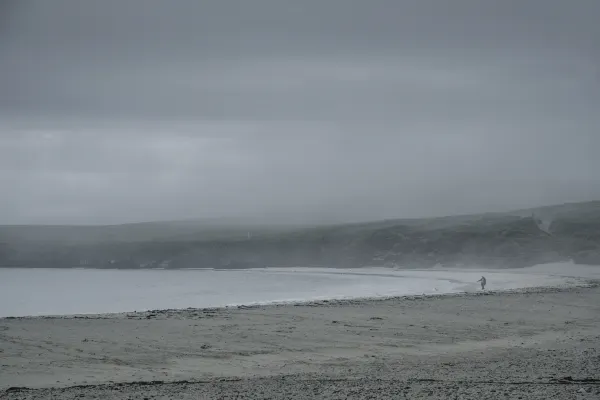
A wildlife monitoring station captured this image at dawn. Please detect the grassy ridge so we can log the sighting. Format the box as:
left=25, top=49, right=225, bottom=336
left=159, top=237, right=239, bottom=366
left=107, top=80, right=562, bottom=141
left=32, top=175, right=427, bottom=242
left=1, top=201, right=599, bottom=269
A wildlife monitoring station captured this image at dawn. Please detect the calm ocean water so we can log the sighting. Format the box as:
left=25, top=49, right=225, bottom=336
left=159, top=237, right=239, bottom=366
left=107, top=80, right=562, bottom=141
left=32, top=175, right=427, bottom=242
left=0, top=263, right=591, bottom=317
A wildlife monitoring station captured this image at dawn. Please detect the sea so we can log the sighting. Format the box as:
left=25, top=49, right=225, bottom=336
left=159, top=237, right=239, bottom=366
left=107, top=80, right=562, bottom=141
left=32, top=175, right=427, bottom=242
left=0, top=262, right=597, bottom=317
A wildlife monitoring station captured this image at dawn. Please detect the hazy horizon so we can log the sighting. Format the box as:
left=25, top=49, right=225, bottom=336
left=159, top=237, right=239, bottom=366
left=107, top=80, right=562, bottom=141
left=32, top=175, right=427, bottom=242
left=2, top=1, right=599, bottom=225
left=0, top=199, right=596, bottom=228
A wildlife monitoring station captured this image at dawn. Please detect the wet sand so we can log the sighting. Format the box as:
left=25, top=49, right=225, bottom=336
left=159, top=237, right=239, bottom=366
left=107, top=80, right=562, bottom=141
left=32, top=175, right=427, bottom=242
left=2, top=284, right=600, bottom=399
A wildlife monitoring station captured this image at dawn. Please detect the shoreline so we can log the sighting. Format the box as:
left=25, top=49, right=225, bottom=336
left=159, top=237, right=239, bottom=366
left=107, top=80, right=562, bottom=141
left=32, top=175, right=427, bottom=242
left=2, top=263, right=595, bottom=319
left=1, top=278, right=595, bottom=321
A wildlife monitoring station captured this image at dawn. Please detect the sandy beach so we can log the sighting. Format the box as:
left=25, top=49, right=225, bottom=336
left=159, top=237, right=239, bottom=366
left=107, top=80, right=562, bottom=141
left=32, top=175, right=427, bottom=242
left=2, top=283, right=600, bottom=399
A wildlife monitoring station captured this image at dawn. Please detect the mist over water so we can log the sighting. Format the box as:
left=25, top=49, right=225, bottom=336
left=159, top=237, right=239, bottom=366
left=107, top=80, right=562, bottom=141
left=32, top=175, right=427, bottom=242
left=1, top=2, right=599, bottom=321
left=1, top=263, right=591, bottom=317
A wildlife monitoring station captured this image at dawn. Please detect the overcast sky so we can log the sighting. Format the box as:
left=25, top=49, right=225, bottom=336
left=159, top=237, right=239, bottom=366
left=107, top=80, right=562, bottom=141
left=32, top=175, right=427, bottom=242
left=1, top=0, right=599, bottom=225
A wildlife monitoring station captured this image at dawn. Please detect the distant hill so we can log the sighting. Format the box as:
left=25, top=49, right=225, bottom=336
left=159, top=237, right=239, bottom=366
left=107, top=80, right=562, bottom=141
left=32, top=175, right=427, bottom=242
left=0, top=219, right=313, bottom=244
left=1, top=201, right=600, bottom=269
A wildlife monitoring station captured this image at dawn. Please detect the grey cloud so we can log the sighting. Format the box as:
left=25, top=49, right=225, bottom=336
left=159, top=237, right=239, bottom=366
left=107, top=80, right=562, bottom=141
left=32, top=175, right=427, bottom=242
left=2, top=1, right=599, bottom=120
left=0, top=0, right=599, bottom=224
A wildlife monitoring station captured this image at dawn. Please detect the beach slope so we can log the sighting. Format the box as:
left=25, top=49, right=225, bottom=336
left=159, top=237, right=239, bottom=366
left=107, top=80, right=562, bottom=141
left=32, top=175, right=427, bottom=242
left=2, top=285, right=600, bottom=399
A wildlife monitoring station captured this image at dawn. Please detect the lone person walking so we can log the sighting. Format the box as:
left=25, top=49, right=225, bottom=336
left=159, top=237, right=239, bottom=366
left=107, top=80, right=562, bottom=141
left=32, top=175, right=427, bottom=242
left=477, top=276, right=487, bottom=290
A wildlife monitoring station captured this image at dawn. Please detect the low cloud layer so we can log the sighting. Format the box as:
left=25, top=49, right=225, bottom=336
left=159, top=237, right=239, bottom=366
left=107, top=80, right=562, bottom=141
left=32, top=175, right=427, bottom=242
left=1, top=0, right=599, bottom=224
